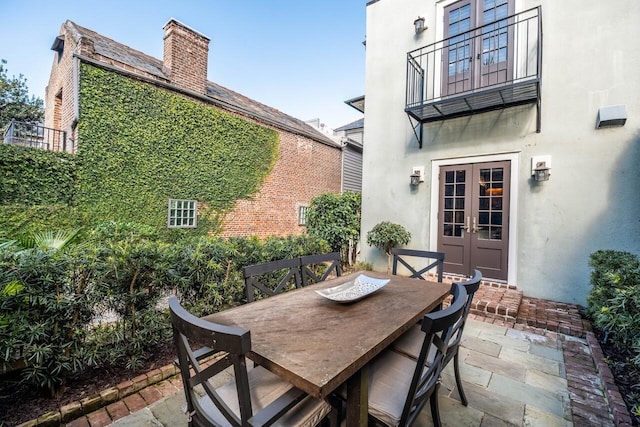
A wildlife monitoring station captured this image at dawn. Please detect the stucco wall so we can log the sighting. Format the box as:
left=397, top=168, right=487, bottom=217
left=362, top=0, right=640, bottom=304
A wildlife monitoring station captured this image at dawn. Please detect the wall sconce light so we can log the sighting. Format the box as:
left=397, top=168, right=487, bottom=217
left=410, top=166, right=425, bottom=186
left=410, top=172, right=421, bottom=186
left=533, top=161, right=551, bottom=182
left=531, top=156, right=551, bottom=182
left=414, top=17, right=426, bottom=34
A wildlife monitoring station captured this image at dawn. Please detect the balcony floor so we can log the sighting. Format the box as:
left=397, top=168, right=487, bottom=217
left=406, top=78, right=540, bottom=124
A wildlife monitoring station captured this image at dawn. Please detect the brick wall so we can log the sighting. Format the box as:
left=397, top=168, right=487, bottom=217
left=44, top=23, right=82, bottom=152
left=220, top=131, right=342, bottom=238
left=44, top=20, right=342, bottom=238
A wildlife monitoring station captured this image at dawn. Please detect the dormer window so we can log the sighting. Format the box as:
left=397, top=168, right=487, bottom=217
left=51, top=35, right=65, bottom=63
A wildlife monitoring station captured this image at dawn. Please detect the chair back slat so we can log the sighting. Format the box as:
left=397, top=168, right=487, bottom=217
left=300, top=252, right=342, bottom=286
left=400, top=282, right=467, bottom=426
left=391, top=248, right=444, bottom=282
left=242, top=258, right=302, bottom=302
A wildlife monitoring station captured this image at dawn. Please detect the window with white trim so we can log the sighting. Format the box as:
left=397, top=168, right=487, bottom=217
left=168, top=199, right=197, bottom=228
left=298, top=205, right=308, bottom=226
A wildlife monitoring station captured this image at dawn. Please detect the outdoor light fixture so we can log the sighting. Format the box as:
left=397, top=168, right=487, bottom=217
left=414, top=17, right=426, bottom=34
left=410, top=172, right=421, bottom=186
left=533, top=161, right=551, bottom=182
left=410, top=166, right=425, bottom=186
left=596, top=105, right=627, bottom=128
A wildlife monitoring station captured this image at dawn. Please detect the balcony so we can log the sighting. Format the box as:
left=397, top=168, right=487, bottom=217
left=406, top=7, right=542, bottom=144
left=2, top=119, right=68, bottom=152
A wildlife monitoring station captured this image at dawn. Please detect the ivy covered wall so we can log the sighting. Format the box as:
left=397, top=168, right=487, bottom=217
left=0, top=144, right=76, bottom=205
left=0, top=144, right=81, bottom=237
left=76, top=63, right=279, bottom=232
left=0, top=63, right=279, bottom=238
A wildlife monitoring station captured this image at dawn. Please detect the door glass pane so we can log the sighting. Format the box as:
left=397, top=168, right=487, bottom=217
left=445, top=171, right=455, bottom=183
left=476, top=167, right=504, bottom=240
left=448, top=4, right=472, bottom=77
left=445, top=198, right=453, bottom=209
left=443, top=168, right=467, bottom=238
left=479, top=197, right=489, bottom=210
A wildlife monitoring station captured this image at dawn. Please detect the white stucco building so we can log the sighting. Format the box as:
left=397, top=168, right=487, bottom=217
left=361, top=0, right=640, bottom=304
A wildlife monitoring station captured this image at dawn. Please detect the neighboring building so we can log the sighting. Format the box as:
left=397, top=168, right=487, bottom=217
left=335, top=118, right=364, bottom=192
left=43, top=19, right=342, bottom=238
left=361, top=0, right=640, bottom=304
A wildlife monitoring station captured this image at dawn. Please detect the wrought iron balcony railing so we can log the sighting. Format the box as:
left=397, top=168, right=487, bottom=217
left=406, top=7, right=542, bottom=134
left=2, top=119, right=68, bottom=152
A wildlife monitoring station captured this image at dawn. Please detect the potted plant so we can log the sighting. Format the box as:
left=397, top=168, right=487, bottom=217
left=366, top=221, right=411, bottom=273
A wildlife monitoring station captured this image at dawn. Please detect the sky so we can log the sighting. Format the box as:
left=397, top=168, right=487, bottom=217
left=0, top=1, right=367, bottom=129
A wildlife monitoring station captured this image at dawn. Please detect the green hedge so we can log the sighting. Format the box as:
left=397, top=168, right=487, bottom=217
left=0, top=230, right=330, bottom=396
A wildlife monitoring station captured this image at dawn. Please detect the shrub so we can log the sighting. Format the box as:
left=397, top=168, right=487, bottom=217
left=0, top=246, right=100, bottom=397
left=0, top=224, right=332, bottom=397
left=366, top=221, right=411, bottom=273
left=306, top=192, right=361, bottom=264
left=586, top=249, right=640, bottom=415
left=587, top=250, right=640, bottom=351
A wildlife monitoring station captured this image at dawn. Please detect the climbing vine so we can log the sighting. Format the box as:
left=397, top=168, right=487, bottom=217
left=75, top=63, right=279, bottom=233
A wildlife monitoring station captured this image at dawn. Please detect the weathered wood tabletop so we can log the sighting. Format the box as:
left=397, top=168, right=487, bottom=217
left=203, top=271, right=450, bottom=426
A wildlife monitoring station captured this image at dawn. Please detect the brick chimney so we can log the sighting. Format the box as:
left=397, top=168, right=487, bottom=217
left=163, top=19, right=210, bottom=94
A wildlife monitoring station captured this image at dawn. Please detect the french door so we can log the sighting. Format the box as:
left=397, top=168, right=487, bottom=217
left=437, top=161, right=510, bottom=280
left=442, top=0, right=515, bottom=96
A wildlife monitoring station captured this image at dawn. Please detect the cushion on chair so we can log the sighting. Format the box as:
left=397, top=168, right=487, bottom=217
left=199, top=365, right=331, bottom=427
left=393, top=317, right=463, bottom=360
left=367, top=350, right=419, bottom=427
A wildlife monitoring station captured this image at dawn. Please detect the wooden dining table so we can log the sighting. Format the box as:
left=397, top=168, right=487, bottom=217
left=203, top=271, right=451, bottom=426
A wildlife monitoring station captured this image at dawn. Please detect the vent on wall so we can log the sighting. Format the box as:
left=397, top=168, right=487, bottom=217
left=596, top=105, right=627, bottom=128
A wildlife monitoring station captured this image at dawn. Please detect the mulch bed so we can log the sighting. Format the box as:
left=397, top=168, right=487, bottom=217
left=592, top=326, right=640, bottom=426
left=0, top=343, right=176, bottom=427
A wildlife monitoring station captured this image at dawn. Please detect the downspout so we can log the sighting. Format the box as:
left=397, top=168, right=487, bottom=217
left=71, top=56, right=80, bottom=152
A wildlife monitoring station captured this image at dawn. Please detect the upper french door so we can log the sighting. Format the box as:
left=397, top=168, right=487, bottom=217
left=442, top=0, right=515, bottom=97
left=437, top=161, right=511, bottom=280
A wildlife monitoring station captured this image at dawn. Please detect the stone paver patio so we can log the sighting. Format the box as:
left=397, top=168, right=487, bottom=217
left=19, top=281, right=633, bottom=426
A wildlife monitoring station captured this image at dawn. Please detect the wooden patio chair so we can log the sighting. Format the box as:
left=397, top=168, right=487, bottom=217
left=391, top=269, right=483, bottom=406
left=242, top=258, right=302, bottom=303
left=391, top=249, right=444, bottom=282
left=169, top=297, right=334, bottom=427
left=365, top=282, right=468, bottom=426
left=299, top=252, right=342, bottom=287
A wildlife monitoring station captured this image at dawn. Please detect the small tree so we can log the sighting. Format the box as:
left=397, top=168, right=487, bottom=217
left=0, top=59, right=44, bottom=129
left=305, top=191, right=361, bottom=265
left=366, top=221, right=411, bottom=273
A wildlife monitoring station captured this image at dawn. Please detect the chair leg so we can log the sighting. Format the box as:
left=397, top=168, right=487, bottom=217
left=430, top=383, right=442, bottom=427
left=453, top=352, right=468, bottom=406
left=325, top=393, right=344, bottom=427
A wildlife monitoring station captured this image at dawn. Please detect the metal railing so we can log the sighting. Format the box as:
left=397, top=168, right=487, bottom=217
left=406, top=6, right=541, bottom=113
left=2, top=119, right=67, bottom=152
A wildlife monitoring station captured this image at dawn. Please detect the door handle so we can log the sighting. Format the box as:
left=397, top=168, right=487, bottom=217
left=465, top=216, right=471, bottom=233
left=472, top=217, right=477, bottom=233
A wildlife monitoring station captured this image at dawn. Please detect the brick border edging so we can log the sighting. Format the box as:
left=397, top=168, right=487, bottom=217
left=585, top=332, right=634, bottom=427
left=469, top=313, right=634, bottom=427
left=17, top=363, right=180, bottom=427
